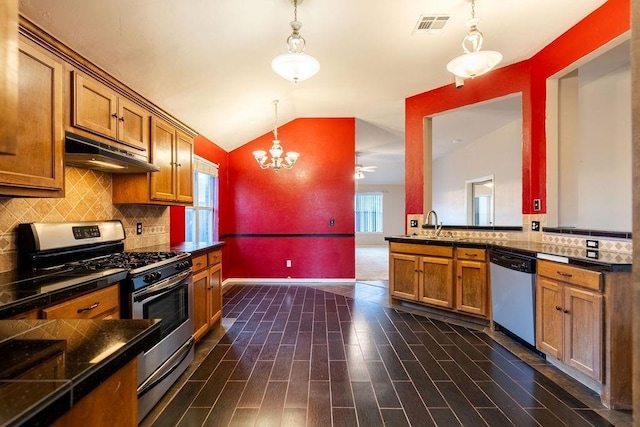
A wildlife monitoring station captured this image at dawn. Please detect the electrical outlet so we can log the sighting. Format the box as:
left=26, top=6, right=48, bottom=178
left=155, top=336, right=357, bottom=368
left=410, top=219, right=418, bottom=228
left=286, top=260, right=292, bottom=268
left=533, top=199, right=541, bottom=211
left=531, top=221, right=540, bottom=232
left=136, top=223, right=143, bottom=235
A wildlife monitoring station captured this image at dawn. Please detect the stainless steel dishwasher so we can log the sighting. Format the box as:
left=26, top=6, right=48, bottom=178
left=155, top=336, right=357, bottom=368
left=490, top=249, right=537, bottom=347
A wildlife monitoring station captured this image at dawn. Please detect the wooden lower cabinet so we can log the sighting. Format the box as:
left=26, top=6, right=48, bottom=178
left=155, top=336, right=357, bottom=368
left=419, top=256, right=454, bottom=308
left=192, top=249, right=223, bottom=341
left=389, top=253, right=419, bottom=300
left=51, top=359, right=137, bottom=427
left=389, top=243, right=488, bottom=319
left=456, top=259, right=487, bottom=316
left=192, top=266, right=210, bottom=341
left=536, top=261, right=603, bottom=382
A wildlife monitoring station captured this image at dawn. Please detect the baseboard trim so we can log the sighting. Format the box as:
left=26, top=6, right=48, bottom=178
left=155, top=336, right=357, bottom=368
left=222, top=278, right=356, bottom=288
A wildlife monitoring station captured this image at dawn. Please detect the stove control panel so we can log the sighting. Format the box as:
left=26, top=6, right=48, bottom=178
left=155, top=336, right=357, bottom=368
left=72, top=225, right=101, bottom=240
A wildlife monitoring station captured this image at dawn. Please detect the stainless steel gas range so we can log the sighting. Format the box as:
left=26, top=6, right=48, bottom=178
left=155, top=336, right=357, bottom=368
left=17, top=220, right=194, bottom=422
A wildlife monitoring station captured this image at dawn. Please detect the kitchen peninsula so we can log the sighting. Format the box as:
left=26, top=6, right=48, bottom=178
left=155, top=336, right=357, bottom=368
left=386, top=234, right=632, bottom=409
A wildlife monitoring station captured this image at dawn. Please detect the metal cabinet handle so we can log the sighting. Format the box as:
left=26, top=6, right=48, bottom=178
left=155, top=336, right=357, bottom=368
left=555, top=306, right=562, bottom=311
left=563, top=309, right=570, bottom=314
left=119, top=116, right=125, bottom=122
left=557, top=271, right=573, bottom=278
left=77, top=301, right=100, bottom=313
left=465, top=253, right=478, bottom=257
left=111, top=113, right=118, bottom=119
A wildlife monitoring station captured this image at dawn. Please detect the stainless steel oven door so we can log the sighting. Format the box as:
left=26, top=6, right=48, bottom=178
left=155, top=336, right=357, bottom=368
left=132, top=269, right=194, bottom=385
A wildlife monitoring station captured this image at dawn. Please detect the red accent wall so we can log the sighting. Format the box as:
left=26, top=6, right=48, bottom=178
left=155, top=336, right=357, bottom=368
left=405, top=0, right=630, bottom=217
left=225, top=118, right=356, bottom=279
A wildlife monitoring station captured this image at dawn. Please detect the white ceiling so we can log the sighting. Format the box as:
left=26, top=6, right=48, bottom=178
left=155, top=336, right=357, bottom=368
left=18, top=0, right=607, bottom=185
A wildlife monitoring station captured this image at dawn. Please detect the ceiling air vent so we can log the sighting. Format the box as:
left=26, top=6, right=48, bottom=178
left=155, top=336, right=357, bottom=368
left=412, top=14, right=450, bottom=35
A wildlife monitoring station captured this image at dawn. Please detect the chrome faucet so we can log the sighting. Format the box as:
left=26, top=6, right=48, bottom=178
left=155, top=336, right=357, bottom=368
left=424, top=210, right=443, bottom=236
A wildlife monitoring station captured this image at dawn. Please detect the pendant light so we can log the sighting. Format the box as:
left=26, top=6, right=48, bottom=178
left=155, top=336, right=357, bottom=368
left=446, top=0, right=502, bottom=79
left=271, top=0, right=320, bottom=83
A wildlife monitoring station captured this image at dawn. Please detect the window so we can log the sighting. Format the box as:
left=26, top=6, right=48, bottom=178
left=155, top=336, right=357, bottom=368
left=355, top=193, right=383, bottom=233
left=186, top=157, right=219, bottom=243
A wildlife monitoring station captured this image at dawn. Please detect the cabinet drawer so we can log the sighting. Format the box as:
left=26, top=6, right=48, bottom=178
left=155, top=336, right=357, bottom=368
left=537, top=260, right=602, bottom=291
left=208, top=250, right=222, bottom=266
left=389, top=243, right=453, bottom=258
left=456, top=247, right=486, bottom=261
left=42, top=285, right=120, bottom=319
left=192, top=254, right=208, bottom=272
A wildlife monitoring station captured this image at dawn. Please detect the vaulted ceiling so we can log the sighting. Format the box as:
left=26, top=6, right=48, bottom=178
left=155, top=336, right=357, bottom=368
left=19, top=0, right=607, bottom=184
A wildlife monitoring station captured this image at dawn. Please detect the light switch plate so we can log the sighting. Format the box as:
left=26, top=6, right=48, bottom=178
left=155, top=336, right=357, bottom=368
left=533, top=199, right=541, bottom=211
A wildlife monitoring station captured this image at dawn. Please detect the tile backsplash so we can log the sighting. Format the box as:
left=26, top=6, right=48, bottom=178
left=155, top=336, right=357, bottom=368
left=0, top=167, right=170, bottom=272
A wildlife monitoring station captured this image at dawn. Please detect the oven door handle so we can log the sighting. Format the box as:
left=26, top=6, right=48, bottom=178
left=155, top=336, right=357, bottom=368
left=133, top=270, right=192, bottom=303
left=137, top=336, right=195, bottom=398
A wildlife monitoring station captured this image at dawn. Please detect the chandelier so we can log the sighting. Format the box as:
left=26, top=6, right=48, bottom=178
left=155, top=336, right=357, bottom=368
left=253, top=100, right=300, bottom=170
left=446, top=0, right=502, bottom=79
left=271, top=0, right=320, bottom=83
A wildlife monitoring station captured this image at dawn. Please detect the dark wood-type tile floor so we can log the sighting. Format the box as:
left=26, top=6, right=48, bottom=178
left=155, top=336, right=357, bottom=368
left=145, top=283, right=632, bottom=426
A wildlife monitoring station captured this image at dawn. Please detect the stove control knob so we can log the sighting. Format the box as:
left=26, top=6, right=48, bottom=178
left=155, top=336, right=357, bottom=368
left=176, top=261, right=190, bottom=270
left=153, top=272, right=162, bottom=281
left=143, top=274, right=154, bottom=283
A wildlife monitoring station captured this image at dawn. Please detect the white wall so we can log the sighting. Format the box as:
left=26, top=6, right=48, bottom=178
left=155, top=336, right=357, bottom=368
left=356, top=184, right=405, bottom=245
left=432, top=120, right=522, bottom=226
left=558, top=65, right=631, bottom=231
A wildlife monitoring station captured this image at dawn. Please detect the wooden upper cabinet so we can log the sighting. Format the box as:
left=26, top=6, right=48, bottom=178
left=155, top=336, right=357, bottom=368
left=118, top=97, right=149, bottom=151
left=150, top=117, right=177, bottom=201
left=0, top=39, right=64, bottom=196
left=72, top=72, right=150, bottom=152
left=114, top=116, right=193, bottom=205
left=175, top=130, right=194, bottom=203
left=0, top=0, right=18, bottom=155
left=150, top=117, right=192, bottom=203
left=73, top=72, right=118, bottom=138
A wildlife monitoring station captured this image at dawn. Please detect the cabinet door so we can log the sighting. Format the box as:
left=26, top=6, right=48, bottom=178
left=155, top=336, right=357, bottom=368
left=419, top=256, right=454, bottom=308
left=175, top=130, right=194, bottom=203
left=73, top=72, right=118, bottom=139
left=193, top=269, right=209, bottom=341
left=150, top=117, right=176, bottom=201
left=536, top=278, right=563, bottom=359
left=117, top=97, right=149, bottom=152
left=456, top=260, right=487, bottom=316
left=389, top=253, right=419, bottom=300
left=0, top=40, right=63, bottom=192
left=564, top=286, right=602, bottom=381
left=209, top=263, right=222, bottom=326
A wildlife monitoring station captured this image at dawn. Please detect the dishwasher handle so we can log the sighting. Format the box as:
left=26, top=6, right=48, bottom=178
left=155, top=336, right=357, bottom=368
left=489, top=250, right=536, bottom=274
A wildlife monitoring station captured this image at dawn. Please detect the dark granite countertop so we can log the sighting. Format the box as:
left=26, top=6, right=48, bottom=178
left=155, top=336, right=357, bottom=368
left=0, top=318, right=161, bottom=426
left=385, top=236, right=632, bottom=272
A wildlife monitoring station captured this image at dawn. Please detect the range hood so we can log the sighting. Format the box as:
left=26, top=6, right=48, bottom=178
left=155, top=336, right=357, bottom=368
left=65, top=132, right=160, bottom=173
